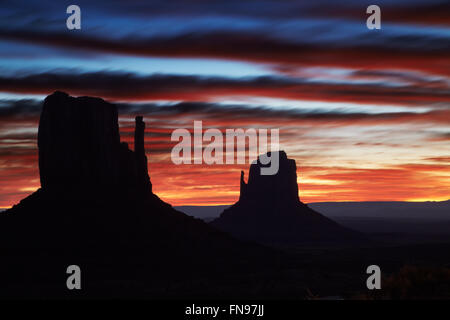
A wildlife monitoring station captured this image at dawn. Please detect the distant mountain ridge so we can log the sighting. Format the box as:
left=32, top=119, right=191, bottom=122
left=309, top=201, right=450, bottom=220
left=177, top=200, right=450, bottom=221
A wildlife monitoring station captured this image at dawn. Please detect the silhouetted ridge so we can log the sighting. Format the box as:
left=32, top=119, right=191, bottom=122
left=212, top=151, right=363, bottom=245
left=0, top=93, right=283, bottom=299
left=1, top=92, right=265, bottom=256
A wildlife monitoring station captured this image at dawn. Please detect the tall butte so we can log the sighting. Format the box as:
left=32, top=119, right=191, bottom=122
left=211, top=151, right=363, bottom=245
left=38, top=91, right=151, bottom=195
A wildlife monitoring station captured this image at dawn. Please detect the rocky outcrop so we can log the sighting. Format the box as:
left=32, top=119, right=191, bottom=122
left=38, top=91, right=121, bottom=189
left=134, top=116, right=152, bottom=193
left=212, top=151, right=363, bottom=244
left=38, top=91, right=151, bottom=194
left=239, top=151, right=299, bottom=205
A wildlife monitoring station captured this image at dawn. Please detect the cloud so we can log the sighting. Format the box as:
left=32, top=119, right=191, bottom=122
left=0, top=99, right=42, bottom=118
left=299, top=163, right=450, bottom=202
left=0, top=28, right=448, bottom=77
left=1, top=71, right=449, bottom=107
left=424, top=156, right=450, bottom=163
left=426, top=132, right=450, bottom=142
left=1, top=97, right=449, bottom=129
left=323, top=1, right=450, bottom=26
left=3, top=0, right=448, bottom=28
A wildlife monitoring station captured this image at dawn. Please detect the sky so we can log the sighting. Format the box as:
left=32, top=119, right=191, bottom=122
left=0, top=0, right=449, bottom=207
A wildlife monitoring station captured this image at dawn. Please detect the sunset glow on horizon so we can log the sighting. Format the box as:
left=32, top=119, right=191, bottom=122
left=0, top=0, right=449, bottom=208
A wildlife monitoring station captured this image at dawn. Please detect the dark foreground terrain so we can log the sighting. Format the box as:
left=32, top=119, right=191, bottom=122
left=1, top=239, right=449, bottom=299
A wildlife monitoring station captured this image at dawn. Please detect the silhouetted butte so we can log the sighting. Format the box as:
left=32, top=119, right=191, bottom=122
left=211, top=151, right=363, bottom=245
